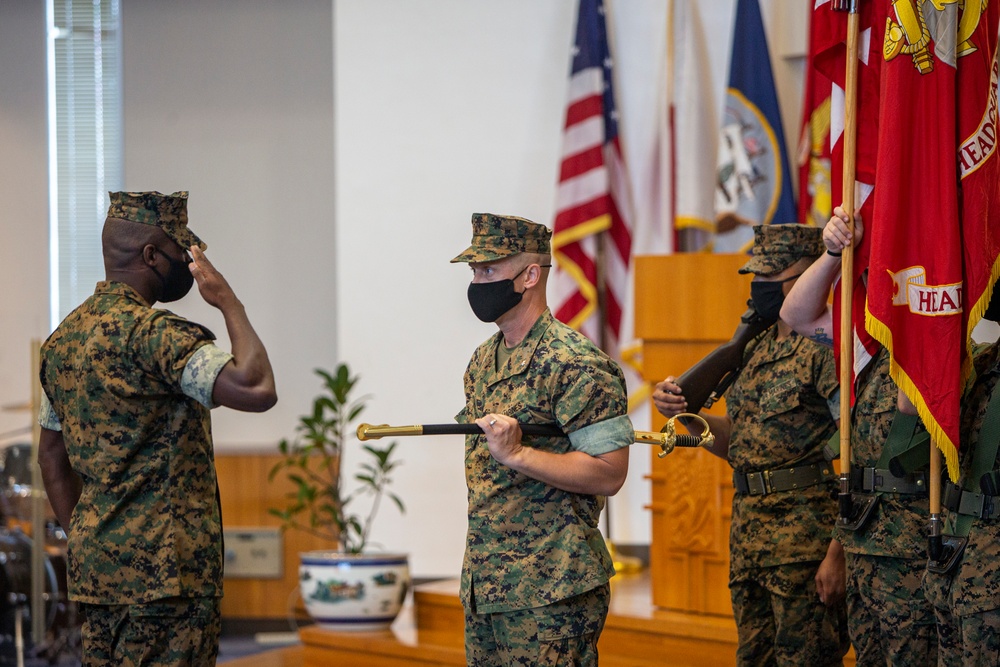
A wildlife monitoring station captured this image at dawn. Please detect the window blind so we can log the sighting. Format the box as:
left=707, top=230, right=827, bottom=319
left=48, top=0, right=122, bottom=325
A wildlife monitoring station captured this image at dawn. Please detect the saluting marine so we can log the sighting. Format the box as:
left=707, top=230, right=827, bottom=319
left=37, top=191, right=276, bottom=666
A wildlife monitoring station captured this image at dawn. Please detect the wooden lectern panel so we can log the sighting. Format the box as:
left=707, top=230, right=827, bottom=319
left=635, top=254, right=752, bottom=615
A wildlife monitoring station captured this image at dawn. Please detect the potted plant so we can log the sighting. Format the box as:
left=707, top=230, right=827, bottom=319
left=269, top=363, right=407, bottom=631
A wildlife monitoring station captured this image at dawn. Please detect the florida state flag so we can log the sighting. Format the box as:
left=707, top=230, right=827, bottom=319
left=865, top=0, right=1000, bottom=480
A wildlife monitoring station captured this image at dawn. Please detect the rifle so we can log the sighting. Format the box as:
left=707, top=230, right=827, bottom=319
left=674, top=302, right=776, bottom=413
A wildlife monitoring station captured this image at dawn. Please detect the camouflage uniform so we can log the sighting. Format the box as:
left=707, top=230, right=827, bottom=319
left=726, top=325, right=848, bottom=667
left=38, top=192, right=231, bottom=666
left=924, top=342, right=1000, bottom=666
left=457, top=308, right=631, bottom=665
left=836, top=347, right=937, bottom=667
left=80, top=597, right=221, bottom=666
left=719, top=224, right=848, bottom=666
left=452, top=213, right=633, bottom=666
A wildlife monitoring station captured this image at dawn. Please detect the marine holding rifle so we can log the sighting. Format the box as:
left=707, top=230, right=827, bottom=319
left=781, top=208, right=936, bottom=666
left=654, top=224, right=849, bottom=666
left=450, top=213, right=633, bottom=666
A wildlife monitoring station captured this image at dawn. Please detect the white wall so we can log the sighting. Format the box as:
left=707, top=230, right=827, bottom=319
left=334, top=0, right=806, bottom=576
left=1, top=0, right=807, bottom=579
left=0, top=2, right=50, bottom=449
left=120, top=0, right=338, bottom=445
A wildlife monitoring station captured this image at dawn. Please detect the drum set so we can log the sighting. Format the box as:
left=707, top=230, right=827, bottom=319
left=0, top=442, right=80, bottom=666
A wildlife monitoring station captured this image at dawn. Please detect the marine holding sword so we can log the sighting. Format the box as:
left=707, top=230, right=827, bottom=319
left=653, top=224, right=849, bottom=666
left=450, top=213, right=633, bottom=667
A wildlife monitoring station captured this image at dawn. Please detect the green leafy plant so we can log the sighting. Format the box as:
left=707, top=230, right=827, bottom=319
left=268, top=364, right=404, bottom=554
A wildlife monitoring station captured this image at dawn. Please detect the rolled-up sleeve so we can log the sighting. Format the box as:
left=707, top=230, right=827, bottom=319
left=181, top=343, right=234, bottom=409
left=568, top=415, right=633, bottom=455
left=37, top=392, right=62, bottom=431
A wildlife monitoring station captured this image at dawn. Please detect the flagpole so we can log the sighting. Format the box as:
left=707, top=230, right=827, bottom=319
left=596, top=228, right=612, bottom=539
left=832, top=0, right=859, bottom=524
left=928, top=440, right=944, bottom=560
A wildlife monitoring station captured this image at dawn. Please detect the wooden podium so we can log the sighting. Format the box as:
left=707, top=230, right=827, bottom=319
left=635, top=253, right=752, bottom=616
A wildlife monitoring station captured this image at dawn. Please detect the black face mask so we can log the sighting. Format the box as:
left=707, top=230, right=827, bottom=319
left=151, top=251, right=194, bottom=303
left=984, top=286, right=1000, bottom=323
left=750, top=273, right=801, bottom=323
left=467, top=266, right=529, bottom=323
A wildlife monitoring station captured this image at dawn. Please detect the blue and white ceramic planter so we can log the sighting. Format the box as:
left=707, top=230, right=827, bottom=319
left=299, top=551, right=410, bottom=631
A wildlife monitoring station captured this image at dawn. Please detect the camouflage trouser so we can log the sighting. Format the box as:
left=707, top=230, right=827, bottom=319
left=730, top=561, right=849, bottom=667
left=846, top=552, right=937, bottom=667
left=933, top=603, right=1000, bottom=666
left=79, top=596, right=221, bottom=667
left=464, top=583, right=609, bottom=667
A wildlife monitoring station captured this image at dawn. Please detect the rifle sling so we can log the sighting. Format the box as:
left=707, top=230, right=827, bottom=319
left=944, top=382, right=1000, bottom=536
left=843, top=411, right=929, bottom=495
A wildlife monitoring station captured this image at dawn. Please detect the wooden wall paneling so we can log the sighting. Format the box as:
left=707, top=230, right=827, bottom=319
left=636, top=254, right=751, bottom=615
left=216, top=453, right=334, bottom=620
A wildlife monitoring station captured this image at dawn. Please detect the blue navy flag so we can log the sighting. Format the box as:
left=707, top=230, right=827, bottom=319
left=713, top=0, right=799, bottom=253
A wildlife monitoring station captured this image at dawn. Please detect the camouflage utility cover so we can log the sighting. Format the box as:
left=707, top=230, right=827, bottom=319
left=456, top=309, right=630, bottom=613
left=107, top=190, right=206, bottom=251
left=724, top=327, right=839, bottom=575
left=739, top=224, right=824, bottom=276
left=836, top=347, right=929, bottom=558
left=925, top=341, right=1000, bottom=617
left=450, top=213, right=551, bottom=263
left=39, top=281, right=223, bottom=604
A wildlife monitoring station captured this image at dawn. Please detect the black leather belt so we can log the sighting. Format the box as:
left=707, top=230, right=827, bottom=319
left=733, top=463, right=834, bottom=497
left=943, top=482, right=1000, bottom=520
left=849, top=467, right=927, bottom=495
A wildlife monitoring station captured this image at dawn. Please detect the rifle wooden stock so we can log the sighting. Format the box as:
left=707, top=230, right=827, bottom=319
left=675, top=306, right=775, bottom=412
left=357, top=415, right=714, bottom=458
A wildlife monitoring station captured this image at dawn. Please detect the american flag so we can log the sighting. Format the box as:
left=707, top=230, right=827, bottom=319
left=551, top=0, right=635, bottom=367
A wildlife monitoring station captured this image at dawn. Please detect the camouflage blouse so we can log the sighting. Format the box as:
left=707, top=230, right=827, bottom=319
left=725, top=327, right=839, bottom=575
left=39, top=281, right=230, bottom=605
left=837, top=347, right=929, bottom=558
left=456, top=309, right=632, bottom=614
left=926, top=341, right=1000, bottom=616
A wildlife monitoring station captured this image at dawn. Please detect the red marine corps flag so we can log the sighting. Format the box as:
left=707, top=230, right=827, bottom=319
left=865, top=0, right=1000, bottom=480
